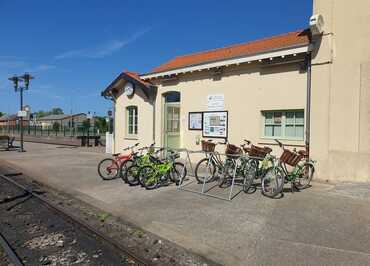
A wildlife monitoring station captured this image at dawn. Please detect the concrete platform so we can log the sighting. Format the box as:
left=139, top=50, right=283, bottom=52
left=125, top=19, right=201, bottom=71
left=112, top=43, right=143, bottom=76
left=1, top=142, right=370, bottom=266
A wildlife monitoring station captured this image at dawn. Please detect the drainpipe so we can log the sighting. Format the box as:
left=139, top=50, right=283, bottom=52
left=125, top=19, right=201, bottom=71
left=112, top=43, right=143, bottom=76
left=150, top=86, right=157, bottom=144
left=305, top=52, right=312, bottom=158
left=112, top=98, right=116, bottom=154
left=152, top=99, right=156, bottom=143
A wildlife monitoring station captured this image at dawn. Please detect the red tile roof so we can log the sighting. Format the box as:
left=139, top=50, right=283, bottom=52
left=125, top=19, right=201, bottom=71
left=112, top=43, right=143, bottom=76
left=124, top=71, right=153, bottom=88
left=150, top=30, right=309, bottom=74
left=101, top=71, right=153, bottom=97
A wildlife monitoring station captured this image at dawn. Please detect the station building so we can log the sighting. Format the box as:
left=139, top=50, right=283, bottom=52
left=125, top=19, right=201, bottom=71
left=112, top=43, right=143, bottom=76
left=102, top=0, right=370, bottom=182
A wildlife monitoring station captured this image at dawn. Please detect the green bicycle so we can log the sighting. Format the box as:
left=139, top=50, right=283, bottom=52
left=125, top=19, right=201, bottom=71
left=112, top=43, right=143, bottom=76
left=124, top=144, right=158, bottom=186
left=138, top=150, right=187, bottom=190
left=261, top=139, right=315, bottom=198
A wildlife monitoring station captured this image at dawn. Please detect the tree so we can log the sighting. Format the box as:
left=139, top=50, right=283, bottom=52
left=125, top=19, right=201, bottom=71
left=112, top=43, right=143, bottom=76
left=94, top=117, right=107, bottom=133
left=51, top=108, right=64, bottom=115
left=36, top=108, right=64, bottom=118
left=82, top=119, right=90, bottom=130
left=0, top=112, right=4, bottom=117
left=52, top=122, right=60, bottom=132
left=36, top=110, right=48, bottom=118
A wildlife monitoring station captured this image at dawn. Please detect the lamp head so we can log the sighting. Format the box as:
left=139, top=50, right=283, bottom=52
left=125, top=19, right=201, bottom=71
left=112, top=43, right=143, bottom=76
left=8, top=75, right=19, bottom=90
left=20, top=72, right=34, bottom=89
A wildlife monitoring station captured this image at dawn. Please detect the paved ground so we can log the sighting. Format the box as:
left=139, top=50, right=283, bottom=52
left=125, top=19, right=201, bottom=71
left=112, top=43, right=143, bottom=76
left=1, top=142, right=370, bottom=266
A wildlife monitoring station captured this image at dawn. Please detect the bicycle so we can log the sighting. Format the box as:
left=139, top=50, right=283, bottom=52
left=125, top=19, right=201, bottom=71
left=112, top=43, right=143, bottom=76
left=241, top=139, right=274, bottom=191
left=261, top=139, right=315, bottom=198
left=194, top=140, right=229, bottom=184
left=97, top=143, right=139, bottom=180
left=124, top=144, right=159, bottom=186
left=218, top=140, right=273, bottom=193
left=138, top=149, right=187, bottom=190
left=217, top=142, right=250, bottom=190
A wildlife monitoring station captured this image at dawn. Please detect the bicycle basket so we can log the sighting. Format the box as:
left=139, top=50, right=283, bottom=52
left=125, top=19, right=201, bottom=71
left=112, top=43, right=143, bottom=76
left=225, top=144, right=242, bottom=157
left=280, top=149, right=302, bottom=166
left=201, top=140, right=216, bottom=152
left=247, top=145, right=271, bottom=158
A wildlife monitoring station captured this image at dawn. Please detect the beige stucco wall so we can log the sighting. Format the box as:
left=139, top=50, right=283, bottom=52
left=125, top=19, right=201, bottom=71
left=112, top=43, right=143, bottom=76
left=311, top=0, right=370, bottom=182
left=155, top=62, right=307, bottom=153
left=114, top=80, right=154, bottom=153
left=115, top=59, right=307, bottom=159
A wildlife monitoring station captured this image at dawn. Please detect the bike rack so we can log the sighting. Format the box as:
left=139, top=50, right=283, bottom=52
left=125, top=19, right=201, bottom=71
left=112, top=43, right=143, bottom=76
left=152, top=147, right=246, bottom=201
left=148, top=146, right=265, bottom=201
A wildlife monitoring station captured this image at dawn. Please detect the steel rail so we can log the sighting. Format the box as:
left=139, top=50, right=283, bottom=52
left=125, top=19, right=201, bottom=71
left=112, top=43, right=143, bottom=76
left=0, top=173, right=151, bottom=266
left=0, top=231, right=24, bottom=266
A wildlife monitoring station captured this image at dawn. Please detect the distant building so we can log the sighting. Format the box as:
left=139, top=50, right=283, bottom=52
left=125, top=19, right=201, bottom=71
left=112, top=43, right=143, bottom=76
left=36, top=113, right=89, bottom=128
left=0, top=114, right=29, bottom=127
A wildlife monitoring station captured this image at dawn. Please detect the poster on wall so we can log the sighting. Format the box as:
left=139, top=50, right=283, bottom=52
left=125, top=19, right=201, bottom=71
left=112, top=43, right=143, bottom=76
left=202, top=111, right=228, bottom=138
left=188, top=112, right=203, bottom=130
left=207, top=94, right=224, bottom=111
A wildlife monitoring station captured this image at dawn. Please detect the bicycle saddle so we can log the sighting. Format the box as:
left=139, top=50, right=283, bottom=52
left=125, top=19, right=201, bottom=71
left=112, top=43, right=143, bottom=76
left=112, top=153, right=120, bottom=156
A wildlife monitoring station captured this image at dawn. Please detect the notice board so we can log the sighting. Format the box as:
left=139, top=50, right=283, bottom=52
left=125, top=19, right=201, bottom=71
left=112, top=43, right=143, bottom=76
left=202, top=111, right=228, bottom=139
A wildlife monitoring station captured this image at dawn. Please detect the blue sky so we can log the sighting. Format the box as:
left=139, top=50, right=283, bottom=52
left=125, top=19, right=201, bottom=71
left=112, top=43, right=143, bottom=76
left=0, top=0, right=312, bottom=116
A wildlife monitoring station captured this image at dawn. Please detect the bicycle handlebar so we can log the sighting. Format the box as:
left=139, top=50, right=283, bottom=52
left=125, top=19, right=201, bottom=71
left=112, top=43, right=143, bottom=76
left=122, top=142, right=140, bottom=151
left=274, top=139, right=283, bottom=148
left=138, top=143, right=155, bottom=151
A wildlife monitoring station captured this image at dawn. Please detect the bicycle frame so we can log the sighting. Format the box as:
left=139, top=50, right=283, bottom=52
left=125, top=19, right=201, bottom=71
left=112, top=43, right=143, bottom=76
left=144, top=158, right=175, bottom=185
left=271, top=139, right=315, bottom=185
left=114, top=143, right=140, bottom=167
left=206, top=152, right=225, bottom=174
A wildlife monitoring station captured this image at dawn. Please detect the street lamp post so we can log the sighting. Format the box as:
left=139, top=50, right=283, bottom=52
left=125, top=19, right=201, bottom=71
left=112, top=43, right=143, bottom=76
left=8, top=73, right=34, bottom=152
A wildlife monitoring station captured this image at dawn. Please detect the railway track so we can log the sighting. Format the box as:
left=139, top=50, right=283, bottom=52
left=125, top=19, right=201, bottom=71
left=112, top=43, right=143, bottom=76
left=0, top=172, right=151, bottom=266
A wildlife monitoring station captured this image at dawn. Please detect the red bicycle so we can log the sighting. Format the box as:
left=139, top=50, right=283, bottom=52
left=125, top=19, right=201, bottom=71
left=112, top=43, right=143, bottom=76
left=97, top=143, right=139, bottom=180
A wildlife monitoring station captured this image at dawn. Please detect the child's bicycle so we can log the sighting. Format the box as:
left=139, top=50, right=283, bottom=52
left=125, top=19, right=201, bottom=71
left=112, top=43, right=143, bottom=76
left=138, top=149, right=187, bottom=190
left=120, top=143, right=156, bottom=184
left=97, top=143, right=139, bottom=180
left=261, top=139, right=315, bottom=198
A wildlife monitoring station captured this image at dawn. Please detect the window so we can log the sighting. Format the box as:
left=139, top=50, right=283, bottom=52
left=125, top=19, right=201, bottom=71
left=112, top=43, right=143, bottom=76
left=126, top=106, right=138, bottom=136
left=166, top=105, right=180, bottom=133
left=262, top=110, right=304, bottom=140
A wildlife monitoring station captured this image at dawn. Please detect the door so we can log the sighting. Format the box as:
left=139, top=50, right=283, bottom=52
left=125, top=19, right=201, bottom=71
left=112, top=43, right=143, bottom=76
left=164, top=103, right=180, bottom=149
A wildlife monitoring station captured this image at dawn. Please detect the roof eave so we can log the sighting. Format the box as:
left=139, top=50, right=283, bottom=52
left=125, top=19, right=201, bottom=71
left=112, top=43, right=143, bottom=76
left=101, top=72, right=156, bottom=100
left=140, top=44, right=309, bottom=80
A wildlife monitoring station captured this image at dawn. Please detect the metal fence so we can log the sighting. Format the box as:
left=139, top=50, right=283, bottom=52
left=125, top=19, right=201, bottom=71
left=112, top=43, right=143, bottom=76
left=0, top=125, right=105, bottom=138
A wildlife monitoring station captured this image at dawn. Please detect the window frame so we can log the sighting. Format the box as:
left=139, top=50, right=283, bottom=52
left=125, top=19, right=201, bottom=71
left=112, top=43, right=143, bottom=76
left=261, top=110, right=305, bottom=141
left=125, top=105, right=138, bottom=138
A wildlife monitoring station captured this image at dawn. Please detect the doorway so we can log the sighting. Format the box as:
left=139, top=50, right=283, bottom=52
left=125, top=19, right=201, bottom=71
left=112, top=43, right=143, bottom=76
left=163, top=92, right=180, bottom=149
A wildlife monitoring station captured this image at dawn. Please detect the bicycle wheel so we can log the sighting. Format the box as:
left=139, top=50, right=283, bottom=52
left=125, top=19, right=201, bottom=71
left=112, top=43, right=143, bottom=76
left=126, top=164, right=140, bottom=186
left=120, top=159, right=134, bottom=182
left=170, top=162, right=187, bottom=184
left=98, top=158, right=119, bottom=180
left=195, top=158, right=216, bottom=183
left=140, top=166, right=158, bottom=190
left=261, top=167, right=285, bottom=198
left=243, top=159, right=258, bottom=193
left=294, top=162, right=314, bottom=190
left=218, top=160, right=234, bottom=188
